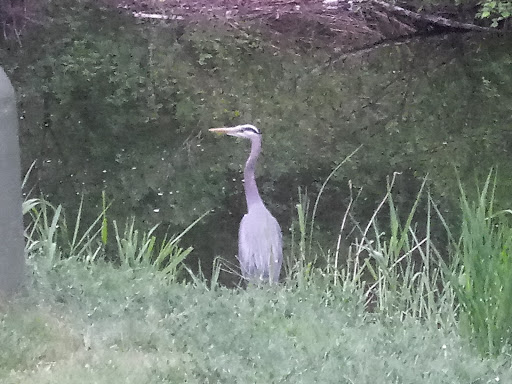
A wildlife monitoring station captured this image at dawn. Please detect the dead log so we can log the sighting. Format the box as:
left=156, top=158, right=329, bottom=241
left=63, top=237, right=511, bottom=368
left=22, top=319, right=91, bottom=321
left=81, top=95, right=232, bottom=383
left=370, top=0, right=495, bottom=32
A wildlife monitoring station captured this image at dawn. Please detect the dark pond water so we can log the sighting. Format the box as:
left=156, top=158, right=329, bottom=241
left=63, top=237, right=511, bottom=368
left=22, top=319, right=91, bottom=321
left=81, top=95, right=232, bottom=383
left=3, top=4, right=512, bottom=282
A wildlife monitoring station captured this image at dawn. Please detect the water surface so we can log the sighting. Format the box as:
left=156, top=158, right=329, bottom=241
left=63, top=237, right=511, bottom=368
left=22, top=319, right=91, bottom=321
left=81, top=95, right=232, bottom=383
left=5, top=7, right=511, bottom=280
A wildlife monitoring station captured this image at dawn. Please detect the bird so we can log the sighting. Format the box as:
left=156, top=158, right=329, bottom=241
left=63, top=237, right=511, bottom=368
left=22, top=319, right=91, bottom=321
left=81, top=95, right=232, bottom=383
left=209, top=124, right=282, bottom=284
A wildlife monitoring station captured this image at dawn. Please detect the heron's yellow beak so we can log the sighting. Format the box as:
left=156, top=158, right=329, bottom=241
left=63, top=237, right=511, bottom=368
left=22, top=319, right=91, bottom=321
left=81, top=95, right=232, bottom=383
left=209, top=127, right=240, bottom=136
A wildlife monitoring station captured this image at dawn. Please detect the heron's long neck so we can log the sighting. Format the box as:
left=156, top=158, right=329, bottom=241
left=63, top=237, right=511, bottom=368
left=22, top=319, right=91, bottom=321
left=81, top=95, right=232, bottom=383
left=244, top=135, right=264, bottom=211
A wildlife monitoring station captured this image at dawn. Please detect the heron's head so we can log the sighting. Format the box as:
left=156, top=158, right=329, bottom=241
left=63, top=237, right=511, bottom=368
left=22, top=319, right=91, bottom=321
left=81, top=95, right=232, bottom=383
left=209, top=124, right=261, bottom=139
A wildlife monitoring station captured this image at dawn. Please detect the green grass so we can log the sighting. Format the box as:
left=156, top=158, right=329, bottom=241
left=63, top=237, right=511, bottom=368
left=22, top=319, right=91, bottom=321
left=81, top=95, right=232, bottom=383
left=2, top=171, right=512, bottom=382
left=288, top=171, right=457, bottom=326
left=451, top=171, right=512, bottom=356
left=2, top=255, right=512, bottom=383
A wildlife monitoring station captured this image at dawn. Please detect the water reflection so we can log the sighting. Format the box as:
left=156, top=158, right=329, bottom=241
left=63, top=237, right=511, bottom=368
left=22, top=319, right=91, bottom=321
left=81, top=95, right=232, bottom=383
left=10, top=11, right=512, bottom=282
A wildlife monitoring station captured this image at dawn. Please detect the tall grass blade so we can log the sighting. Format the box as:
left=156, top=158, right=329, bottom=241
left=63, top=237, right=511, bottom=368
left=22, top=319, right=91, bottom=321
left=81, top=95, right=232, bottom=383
left=308, top=145, right=362, bottom=256
left=452, top=169, right=512, bottom=356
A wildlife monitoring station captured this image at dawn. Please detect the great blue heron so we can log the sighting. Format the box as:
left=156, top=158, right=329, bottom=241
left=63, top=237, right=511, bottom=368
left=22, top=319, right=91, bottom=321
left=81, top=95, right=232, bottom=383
left=209, top=124, right=282, bottom=284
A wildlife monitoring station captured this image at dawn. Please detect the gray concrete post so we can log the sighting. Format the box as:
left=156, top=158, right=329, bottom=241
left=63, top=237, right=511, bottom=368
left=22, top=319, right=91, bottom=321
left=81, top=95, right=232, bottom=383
left=0, top=67, right=25, bottom=295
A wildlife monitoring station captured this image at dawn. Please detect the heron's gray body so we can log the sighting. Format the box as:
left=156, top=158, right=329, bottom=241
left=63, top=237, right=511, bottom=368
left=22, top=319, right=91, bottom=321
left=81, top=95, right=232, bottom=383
left=239, top=206, right=282, bottom=282
left=209, top=124, right=283, bottom=284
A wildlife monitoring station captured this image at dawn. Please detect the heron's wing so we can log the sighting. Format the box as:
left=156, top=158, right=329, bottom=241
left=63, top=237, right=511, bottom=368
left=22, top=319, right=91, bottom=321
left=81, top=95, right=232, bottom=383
left=238, top=209, right=283, bottom=282
left=238, top=214, right=256, bottom=279
left=265, top=213, right=283, bottom=282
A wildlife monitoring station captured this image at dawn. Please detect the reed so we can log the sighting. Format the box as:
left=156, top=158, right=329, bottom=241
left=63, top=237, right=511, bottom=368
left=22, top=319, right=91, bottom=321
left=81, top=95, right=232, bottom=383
left=452, top=170, right=512, bottom=356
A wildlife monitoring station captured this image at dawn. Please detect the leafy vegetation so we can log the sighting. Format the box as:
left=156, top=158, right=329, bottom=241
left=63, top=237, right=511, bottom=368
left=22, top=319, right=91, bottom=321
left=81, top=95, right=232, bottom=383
left=3, top=172, right=512, bottom=382
left=450, top=171, right=512, bottom=356
left=288, top=171, right=458, bottom=327
left=23, top=195, right=205, bottom=279
left=477, top=0, right=512, bottom=27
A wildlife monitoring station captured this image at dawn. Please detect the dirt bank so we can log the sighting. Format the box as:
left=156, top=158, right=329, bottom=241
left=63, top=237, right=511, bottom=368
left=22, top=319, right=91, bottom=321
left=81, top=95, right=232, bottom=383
left=108, top=0, right=486, bottom=53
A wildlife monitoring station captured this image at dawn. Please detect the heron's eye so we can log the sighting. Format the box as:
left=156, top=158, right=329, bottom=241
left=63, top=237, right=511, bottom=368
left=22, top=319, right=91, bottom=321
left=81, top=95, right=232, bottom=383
left=242, top=127, right=261, bottom=135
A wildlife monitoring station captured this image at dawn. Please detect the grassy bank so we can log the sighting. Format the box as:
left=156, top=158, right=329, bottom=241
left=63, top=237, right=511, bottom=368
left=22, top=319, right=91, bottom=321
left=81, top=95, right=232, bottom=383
left=2, top=255, right=511, bottom=383
left=2, top=172, right=512, bottom=382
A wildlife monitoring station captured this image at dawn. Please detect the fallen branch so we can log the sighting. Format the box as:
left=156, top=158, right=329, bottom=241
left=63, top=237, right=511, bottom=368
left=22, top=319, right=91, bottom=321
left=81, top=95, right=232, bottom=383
left=370, top=0, right=495, bottom=32
left=132, top=11, right=184, bottom=20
